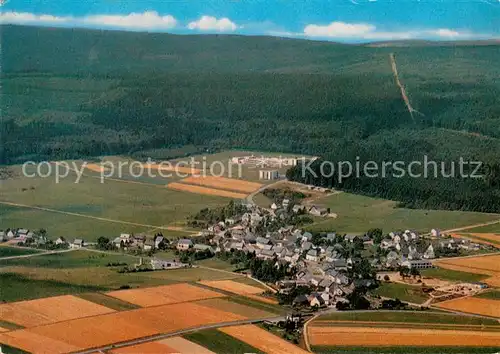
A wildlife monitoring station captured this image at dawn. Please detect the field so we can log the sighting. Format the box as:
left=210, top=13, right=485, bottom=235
left=452, top=233, right=500, bottom=247
left=110, top=337, right=216, bottom=354
left=0, top=250, right=253, bottom=302
left=0, top=246, right=40, bottom=258
left=304, top=192, right=499, bottom=233
left=314, top=311, right=500, bottom=326
left=76, top=292, right=140, bottom=311
left=180, top=175, right=262, bottom=193
left=184, top=329, right=265, bottom=354
left=0, top=164, right=230, bottom=240
left=307, top=326, right=500, bottom=347
left=475, top=290, right=500, bottom=300
left=198, top=279, right=265, bottom=295
left=434, top=297, right=500, bottom=318
left=106, top=283, right=225, bottom=307
left=311, top=347, right=500, bottom=354
left=167, top=182, right=248, bottom=199
left=220, top=324, right=309, bottom=354
left=372, top=282, right=429, bottom=304
left=0, top=301, right=248, bottom=353
left=433, top=254, right=500, bottom=287
left=420, top=267, right=489, bottom=283
left=195, top=298, right=276, bottom=318
left=0, top=295, right=115, bottom=327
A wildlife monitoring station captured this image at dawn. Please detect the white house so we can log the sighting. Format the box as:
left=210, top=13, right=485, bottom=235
left=55, top=237, right=67, bottom=245
left=176, top=239, right=193, bottom=251
left=306, top=249, right=320, bottom=262
left=71, top=239, right=84, bottom=249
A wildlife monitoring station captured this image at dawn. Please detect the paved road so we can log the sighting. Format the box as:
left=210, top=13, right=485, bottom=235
left=246, top=180, right=285, bottom=206
left=73, top=316, right=284, bottom=354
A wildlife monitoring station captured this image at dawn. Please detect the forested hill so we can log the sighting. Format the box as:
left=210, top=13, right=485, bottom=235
left=2, top=25, right=500, bottom=212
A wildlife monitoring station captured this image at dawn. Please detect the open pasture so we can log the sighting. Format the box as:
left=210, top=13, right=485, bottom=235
left=167, top=182, right=247, bottom=199
left=220, top=324, right=309, bottom=354
left=184, top=328, right=265, bottom=354
left=106, top=283, right=225, bottom=307
left=0, top=165, right=229, bottom=240
left=307, top=326, right=500, bottom=347
left=198, top=279, right=264, bottom=295
left=305, top=192, right=499, bottom=233
left=0, top=294, right=115, bottom=327
left=0, top=246, right=40, bottom=258
left=180, top=175, right=262, bottom=193
left=434, top=297, right=500, bottom=318
left=0, top=301, right=246, bottom=353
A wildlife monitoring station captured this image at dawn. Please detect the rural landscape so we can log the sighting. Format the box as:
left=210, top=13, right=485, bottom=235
left=1, top=0, right=500, bottom=353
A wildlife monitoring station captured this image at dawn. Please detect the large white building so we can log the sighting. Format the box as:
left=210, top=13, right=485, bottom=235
left=259, top=170, right=279, bottom=180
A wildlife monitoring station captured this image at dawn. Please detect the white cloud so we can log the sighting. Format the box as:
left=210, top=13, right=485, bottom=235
left=83, top=11, right=177, bottom=30
left=303, top=21, right=478, bottom=41
left=430, top=28, right=461, bottom=38
left=0, top=11, right=177, bottom=30
left=187, top=16, right=238, bottom=32
left=304, top=21, right=375, bottom=38
left=0, top=11, right=72, bottom=24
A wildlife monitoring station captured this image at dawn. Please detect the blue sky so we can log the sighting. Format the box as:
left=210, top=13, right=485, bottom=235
left=1, top=0, right=499, bottom=42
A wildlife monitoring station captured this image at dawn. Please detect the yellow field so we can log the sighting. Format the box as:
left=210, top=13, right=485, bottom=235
left=195, top=298, right=275, bottom=319
left=308, top=326, right=500, bottom=347
left=435, top=297, right=500, bottom=318
left=145, top=163, right=202, bottom=175
left=452, top=233, right=500, bottom=247
left=0, top=295, right=115, bottom=327
left=110, top=337, right=216, bottom=354
left=199, top=279, right=264, bottom=295
left=181, top=176, right=262, bottom=193
left=434, top=254, right=500, bottom=287
left=0, top=301, right=246, bottom=353
left=110, top=341, right=177, bottom=354
left=167, top=182, right=247, bottom=199
left=220, top=324, right=309, bottom=354
left=106, top=283, right=225, bottom=307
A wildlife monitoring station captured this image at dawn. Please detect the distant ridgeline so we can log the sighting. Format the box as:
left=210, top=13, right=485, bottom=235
left=2, top=25, right=500, bottom=212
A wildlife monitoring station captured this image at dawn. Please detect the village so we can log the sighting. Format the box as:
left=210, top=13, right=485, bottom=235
left=2, top=194, right=496, bottom=311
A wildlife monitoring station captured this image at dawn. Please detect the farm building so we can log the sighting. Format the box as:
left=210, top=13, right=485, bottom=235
left=176, top=239, right=193, bottom=251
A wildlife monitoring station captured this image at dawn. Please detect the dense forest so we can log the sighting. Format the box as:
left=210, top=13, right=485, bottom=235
left=2, top=25, right=500, bottom=212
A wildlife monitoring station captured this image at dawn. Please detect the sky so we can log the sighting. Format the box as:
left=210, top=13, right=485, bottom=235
left=1, top=0, right=499, bottom=42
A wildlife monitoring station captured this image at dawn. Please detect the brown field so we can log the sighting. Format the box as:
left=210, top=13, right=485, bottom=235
left=110, top=337, right=215, bottom=354
left=435, top=297, right=500, bottom=318
left=0, top=330, right=81, bottom=354
left=434, top=254, right=500, bottom=287
left=195, top=298, right=275, bottom=319
left=106, top=283, right=225, bottom=307
left=0, top=295, right=115, bottom=327
left=181, top=176, right=262, bottom=193
left=220, top=324, right=309, bottom=354
left=167, top=182, right=247, bottom=199
left=0, top=327, right=8, bottom=333
left=145, top=163, right=202, bottom=175
left=0, top=301, right=246, bottom=353
left=308, top=326, right=500, bottom=347
left=245, top=294, right=279, bottom=304
left=109, top=341, right=177, bottom=353
left=451, top=233, right=500, bottom=246
left=199, top=279, right=264, bottom=295
left=161, top=337, right=217, bottom=354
